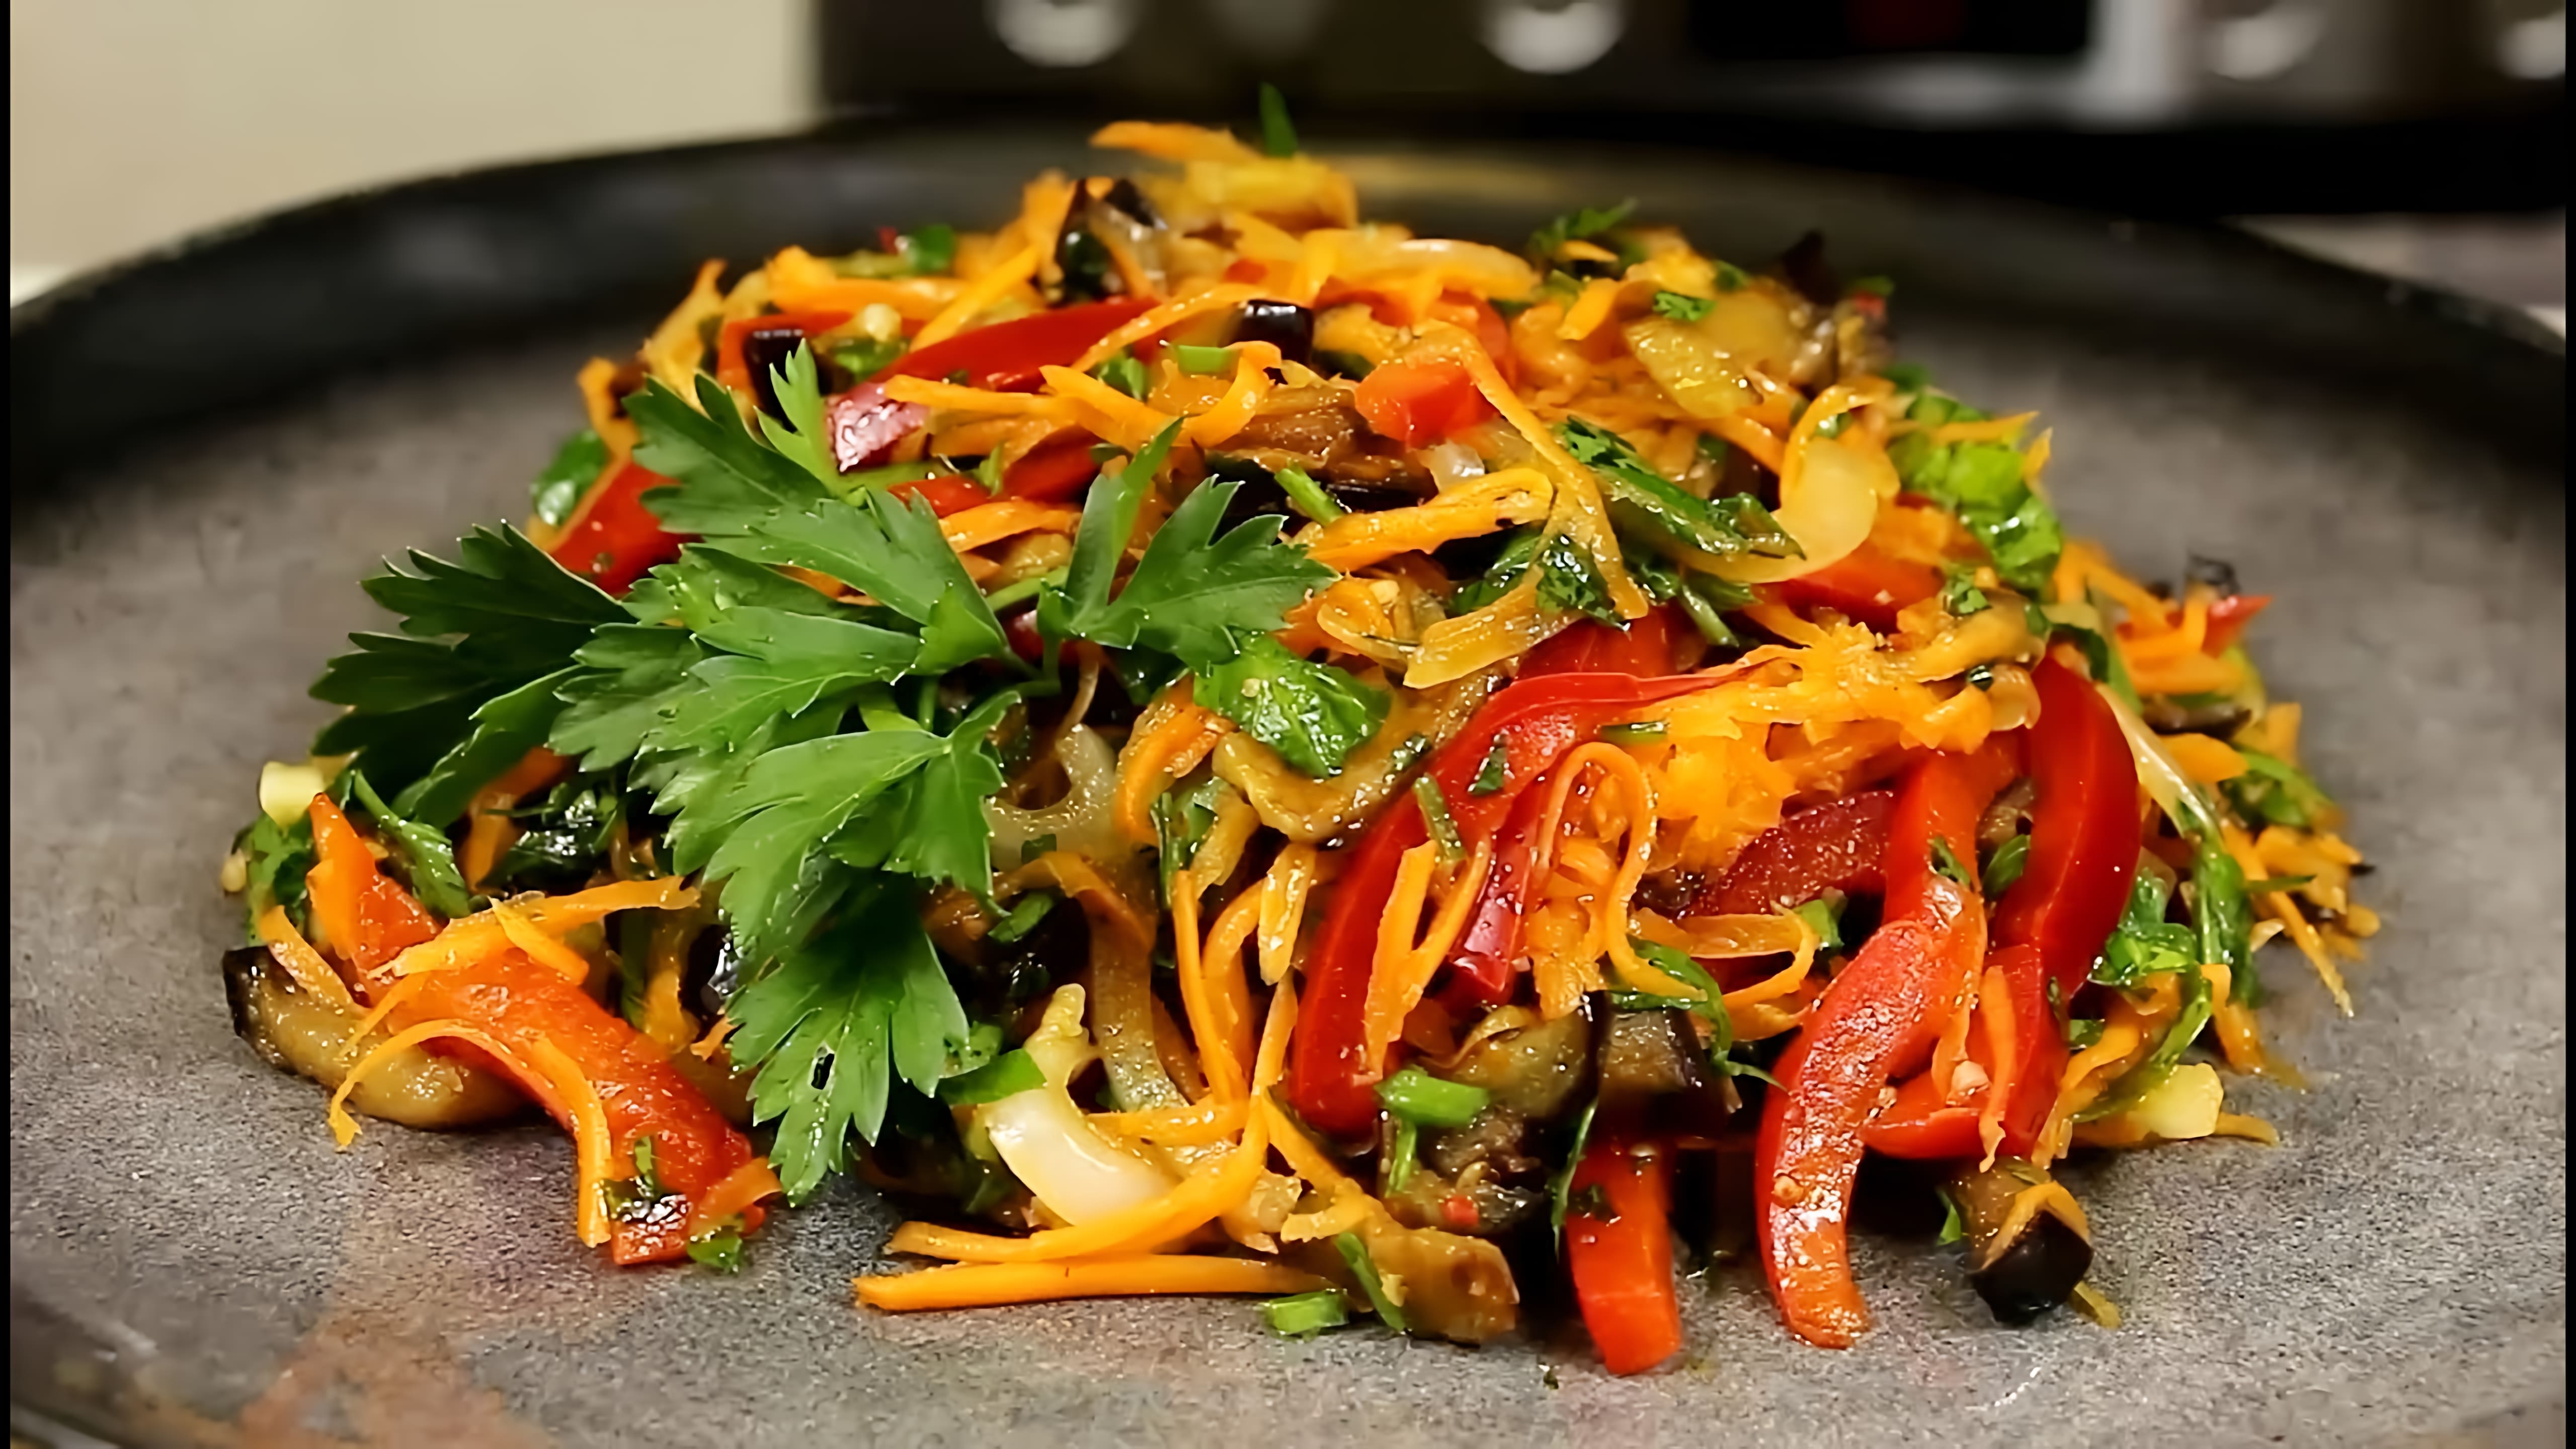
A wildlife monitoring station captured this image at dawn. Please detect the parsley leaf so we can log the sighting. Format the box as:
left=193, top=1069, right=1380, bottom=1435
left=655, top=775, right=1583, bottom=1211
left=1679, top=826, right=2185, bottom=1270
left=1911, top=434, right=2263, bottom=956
left=1535, top=531, right=1620, bottom=622
left=1940, top=560, right=1990, bottom=616
left=1041, top=424, right=1331, bottom=671
left=1527, top=200, right=1636, bottom=265
left=741, top=491, right=1009, bottom=670
left=1556, top=419, right=1798, bottom=560
left=1651, top=290, right=1714, bottom=323
left=628, top=373, right=836, bottom=538
left=725, top=878, right=971, bottom=1203
left=345, top=771, right=475, bottom=918
left=1151, top=775, right=1228, bottom=900
left=2223, top=745, right=2337, bottom=830
left=1887, top=428, right=2063, bottom=595
left=2091, top=866, right=2198, bottom=987
left=753, top=343, right=837, bottom=488
left=310, top=526, right=621, bottom=812
left=1192, top=636, right=1390, bottom=777
left=231, top=812, right=315, bottom=944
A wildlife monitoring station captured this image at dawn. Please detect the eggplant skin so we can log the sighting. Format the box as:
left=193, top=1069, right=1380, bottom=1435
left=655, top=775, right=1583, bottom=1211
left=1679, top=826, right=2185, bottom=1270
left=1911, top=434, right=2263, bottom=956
left=1969, top=1213, right=2094, bottom=1326
left=222, top=947, right=524, bottom=1131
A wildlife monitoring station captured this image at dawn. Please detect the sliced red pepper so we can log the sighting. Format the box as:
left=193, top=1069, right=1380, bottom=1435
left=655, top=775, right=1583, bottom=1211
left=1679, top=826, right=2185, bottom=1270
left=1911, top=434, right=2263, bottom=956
left=2201, top=593, right=2271, bottom=655
left=1519, top=607, right=1683, bottom=679
left=825, top=297, right=1155, bottom=472
left=1567, top=1139, right=1684, bottom=1376
left=1287, top=672, right=1718, bottom=1136
left=885, top=476, right=994, bottom=518
left=1425, top=293, right=1518, bottom=389
left=1692, top=789, right=1897, bottom=918
left=1000, top=433, right=1106, bottom=503
left=1353, top=359, right=1493, bottom=449
left=305, top=794, right=440, bottom=976
left=1769, top=540, right=1941, bottom=632
left=1754, top=743, right=2009, bottom=1347
left=714, top=309, right=851, bottom=397
left=1867, top=659, right=2140, bottom=1161
left=1859, top=940, right=2054, bottom=1161
left=1440, top=767, right=1562, bottom=1013
left=548, top=460, right=693, bottom=597
left=395, top=950, right=773, bottom=1265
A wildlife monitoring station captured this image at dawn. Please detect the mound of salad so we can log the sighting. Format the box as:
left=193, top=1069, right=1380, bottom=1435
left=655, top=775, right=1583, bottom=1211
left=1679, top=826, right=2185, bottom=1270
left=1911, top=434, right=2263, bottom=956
left=221, top=97, right=2377, bottom=1370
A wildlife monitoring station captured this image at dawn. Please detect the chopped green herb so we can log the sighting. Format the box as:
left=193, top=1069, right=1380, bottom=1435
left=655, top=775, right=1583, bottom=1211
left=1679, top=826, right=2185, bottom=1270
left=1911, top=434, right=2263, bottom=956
left=344, top=771, right=475, bottom=919
left=1936, top=1187, right=1965, bottom=1245
left=529, top=427, right=608, bottom=528
left=1193, top=636, right=1390, bottom=778
left=1846, top=275, right=1894, bottom=299
left=1376, top=1065, right=1489, bottom=1128
left=938, top=1048, right=1045, bottom=1105
left=1882, top=361, right=1931, bottom=393
left=1600, top=720, right=1668, bottom=744
left=1940, top=560, right=1990, bottom=616
left=1311, top=348, right=1375, bottom=379
left=1557, top=418, right=1799, bottom=561
left=1535, top=531, right=1620, bottom=622
left=1257, top=83, right=1300, bottom=158
left=1929, top=836, right=1975, bottom=889
left=2064, top=1017, right=2105, bottom=1050
left=1468, top=732, right=1513, bottom=796
left=1651, top=290, right=1715, bottom=323
left=1262, top=1289, right=1349, bottom=1338
left=1152, top=775, right=1229, bottom=899
left=2091, top=865, right=2198, bottom=987
left=1527, top=201, right=1637, bottom=265
left=1791, top=897, right=1843, bottom=952
left=1273, top=464, right=1343, bottom=523
left=1385, top=1117, right=1420, bottom=1193
left=1412, top=777, right=1465, bottom=862
left=1713, top=262, right=1750, bottom=292
left=1170, top=343, right=1236, bottom=376
left=1090, top=350, right=1150, bottom=400
left=829, top=336, right=908, bottom=384
left=685, top=1226, right=747, bottom=1273
left=1333, top=1233, right=1409, bottom=1333
left=973, top=450, right=1006, bottom=494
left=1983, top=835, right=2031, bottom=898
left=2223, top=745, right=2336, bottom=831
left=1549, top=1098, right=1600, bottom=1247
left=987, top=891, right=1058, bottom=944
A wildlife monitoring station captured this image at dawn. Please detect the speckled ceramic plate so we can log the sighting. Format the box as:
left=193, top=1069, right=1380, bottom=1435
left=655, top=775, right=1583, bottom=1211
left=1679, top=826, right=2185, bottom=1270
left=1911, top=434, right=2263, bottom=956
left=10, top=123, right=2565, bottom=1449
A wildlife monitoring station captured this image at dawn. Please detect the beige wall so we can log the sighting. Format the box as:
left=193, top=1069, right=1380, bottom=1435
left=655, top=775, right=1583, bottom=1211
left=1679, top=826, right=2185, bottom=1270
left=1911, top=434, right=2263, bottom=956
left=10, top=0, right=817, bottom=281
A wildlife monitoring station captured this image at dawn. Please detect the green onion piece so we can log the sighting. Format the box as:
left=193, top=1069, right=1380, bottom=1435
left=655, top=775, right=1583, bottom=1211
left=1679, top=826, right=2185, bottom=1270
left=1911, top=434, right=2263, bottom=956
left=1935, top=1187, right=1965, bottom=1245
left=1412, top=776, right=1465, bottom=862
left=1375, top=1065, right=1490, bottom=1128
left=1333, top=1233, right=1408, bottom=1333
left=974, top=450, right=1005, bottom=493
left=988, top=891, right=1057, bottom=944
left=1171, top=343, right=1236, bottom=375
left=1549, top=1098, right=1600, bottom=1247
left=1713, top=262, right=1749, bottom=292
left=1651, top=290, right=1714, bottom=323
left=1386, top=1117, right=1419, bottom=1192
left=1846, top=275, right=1894, bottom=299
left=1274, top=464, right=1344, bottom=523
left=1262, top=1289, right=1348, bottom=1338
left=1929, top=836, right=1974, bottom=889
left=1600, top=720, right=1668, bottom=744
left=1467, top=732, right=1512, bottom=795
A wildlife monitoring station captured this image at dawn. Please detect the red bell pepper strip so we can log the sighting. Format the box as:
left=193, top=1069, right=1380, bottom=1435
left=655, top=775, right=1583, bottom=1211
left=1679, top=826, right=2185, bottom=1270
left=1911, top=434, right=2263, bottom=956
left=1754, top=742, right=2011, bottom=1347
left=1352, top=359, right=1494, bottom=449
left=548, top=460, right=694, bottom=597
left=1691, top=789, right=1897, bottom=918
left=1769, top=540, right=1941, bottom=632
left=1859, top=941, right=2053, bottom=1161
left=824, top=298, right=1155, bottom=472
left=1866, top=658, right=2141, bottom=1161
left=1567, top=1139, right=1685, bottom=1376
left=1287, top=671, right=1718, bottom=1136
left=1000, top=432, right=1107, bottom=503
left=884, top=475, right=995, bottom=518
left=394, top=950, right=774, bottom=1265
left=714, top=309, right=852, bottom=396
left=2201, top=593, right=2271, bottom=655
left=305, top=794, right=441, bottom=976
left=1519, top=607, right=1683, bottom=679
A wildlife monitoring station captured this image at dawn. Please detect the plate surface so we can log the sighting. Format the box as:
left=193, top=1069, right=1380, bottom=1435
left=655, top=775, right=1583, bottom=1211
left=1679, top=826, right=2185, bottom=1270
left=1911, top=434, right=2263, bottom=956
left=9, top=125, right=2565, bottom=1449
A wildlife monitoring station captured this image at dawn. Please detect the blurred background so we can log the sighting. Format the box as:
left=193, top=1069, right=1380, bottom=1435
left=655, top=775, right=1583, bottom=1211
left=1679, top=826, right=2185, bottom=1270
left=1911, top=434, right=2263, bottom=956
left=10, top=0, right=2563, bottom=328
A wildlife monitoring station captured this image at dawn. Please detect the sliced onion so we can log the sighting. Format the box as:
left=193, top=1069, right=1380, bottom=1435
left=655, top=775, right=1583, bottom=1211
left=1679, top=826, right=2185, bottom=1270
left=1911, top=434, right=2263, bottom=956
left=981, top=1083, right=1176, bottom=1224
left=1623, top=316, right=1761, bottom=420
left=1707, top=428, right=1888, bottom=584
left=1421, top=440, right=1488, bottom=492
left=983, top=725, right=1126, bottom=869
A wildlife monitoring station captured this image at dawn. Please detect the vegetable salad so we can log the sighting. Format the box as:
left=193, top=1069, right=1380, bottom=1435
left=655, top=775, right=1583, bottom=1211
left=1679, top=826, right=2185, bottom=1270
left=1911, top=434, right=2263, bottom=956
left=221, top=100, right=2378, bottom=1370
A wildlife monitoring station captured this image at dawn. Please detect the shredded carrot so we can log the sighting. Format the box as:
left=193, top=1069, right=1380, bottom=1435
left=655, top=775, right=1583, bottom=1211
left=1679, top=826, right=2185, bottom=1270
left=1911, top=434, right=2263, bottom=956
left=491, top=903, right=593, bottom=983
left=880, top=375, right=1078, bottom=419
left=1279, top=1193, right=1377, bottom=1243
left=525, top=1037, right=618, bottom=1249
left=2162, top=732, right=2248, bottom=784
left=1092, top=1099, right=1250, bottom=1146
left=327, top=1019, right=551, bottom=1150
left=1112, top=692, right=1232, bottom=844
left=1707, top=413, right=1787, bottom=475
left=1184, top=341, right=1284, bottom=448
left=690, top=1158, right=784, bottom=1235
left=1359, top=841, right=1494, bottom=1079
left=1168, top=871, right=1245, bottom=1102
left=857, top=1255, right=1326, bottom=1312
left=940, top=500, right=1083, bottom=554
left=386, top=879, right=698, bottom=979
left=2222, top=821, right=2352, bottom=1015
left=1072, top=284, right=1266, bottom=372
left=1557, top=278, right=1622, bottom=340
left=1303, top=468, right=1551, bottom=573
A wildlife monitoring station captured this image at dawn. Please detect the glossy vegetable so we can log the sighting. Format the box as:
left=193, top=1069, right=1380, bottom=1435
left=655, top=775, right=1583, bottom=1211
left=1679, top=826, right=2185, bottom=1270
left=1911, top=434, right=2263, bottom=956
left=304, top=794, right=439, bottom=975
left=1566, top=1139, right=1684, bottom=1375
left=1693, top=789, right=1895, bottom=917
left=546, top=460, right=693, bottom=596
left=825, top=298, right=1156, bottom=471
left=1754, top=743, right=2013, bottom=1347
left=1353, top=360, right=1493, bottom=449
left=1772, top=540, right=1940, bottom=631
left=1289, top=672, right=1716, bottom=1135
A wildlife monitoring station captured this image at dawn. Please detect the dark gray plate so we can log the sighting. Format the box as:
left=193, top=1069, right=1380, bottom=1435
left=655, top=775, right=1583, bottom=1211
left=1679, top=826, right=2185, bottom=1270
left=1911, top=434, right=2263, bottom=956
left=10, top=124, right=2565, bottom=1449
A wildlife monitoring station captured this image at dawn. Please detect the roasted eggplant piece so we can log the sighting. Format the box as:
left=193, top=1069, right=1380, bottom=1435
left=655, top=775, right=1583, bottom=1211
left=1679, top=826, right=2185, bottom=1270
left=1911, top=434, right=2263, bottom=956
left=1232, top=299, right=1315, bottom=367
left=1947, top=1156, right=2095, bottom=1325
left=1437, top=1006, right=1594, bottom=1122
left=1592, top=1002, right=1707, bottom=1119
left=223, top=947, right=523, bottom=1130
